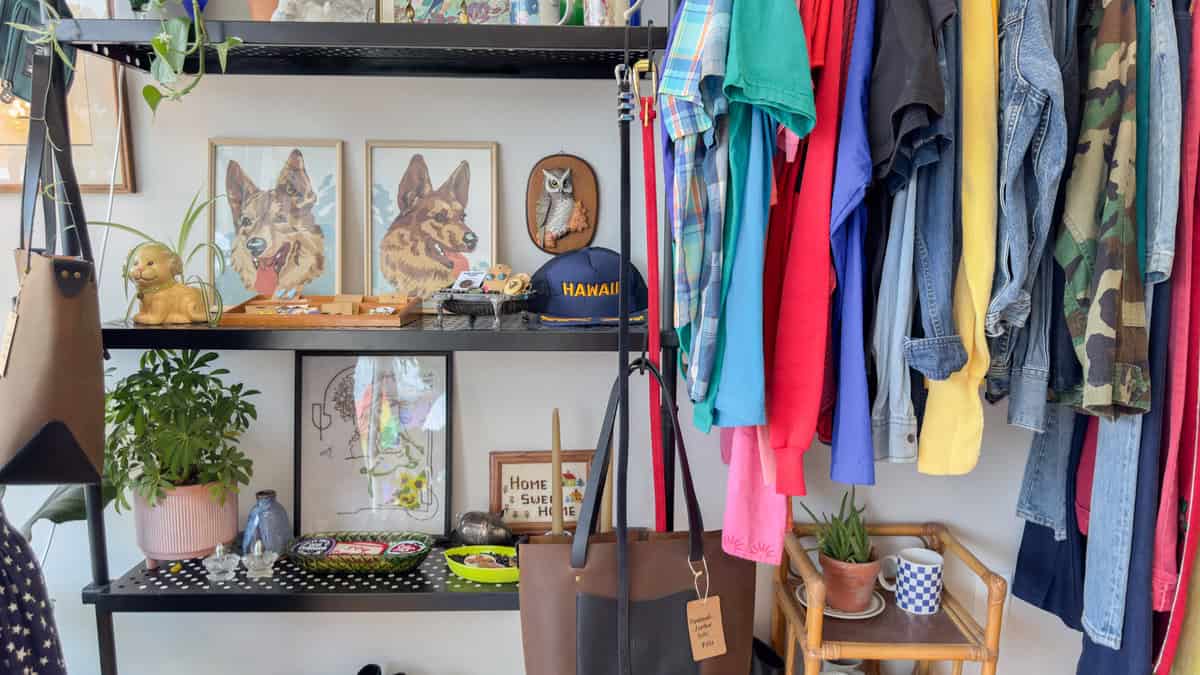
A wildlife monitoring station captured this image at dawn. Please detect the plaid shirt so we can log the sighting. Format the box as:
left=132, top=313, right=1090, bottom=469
left=660, top=0, right=731, bottom=401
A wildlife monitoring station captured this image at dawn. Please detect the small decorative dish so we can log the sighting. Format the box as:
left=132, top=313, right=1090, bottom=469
left=432, top=289, right=536, bottom=329
left=288, top=531, right=433, bottom=574
left=795, top=582, right=886, bottom=621
left=444, top=545, right=520, bottom=583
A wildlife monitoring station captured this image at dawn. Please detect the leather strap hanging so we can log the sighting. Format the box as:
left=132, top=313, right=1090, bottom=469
left=634, top=58, right=667, bottom=533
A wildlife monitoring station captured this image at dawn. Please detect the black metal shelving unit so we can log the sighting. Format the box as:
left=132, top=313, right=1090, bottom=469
left=49, top=11, right=679, bottom=675
left=59, top=18, right=667, bottom=78
left=102, top=314, right=672, bottom=351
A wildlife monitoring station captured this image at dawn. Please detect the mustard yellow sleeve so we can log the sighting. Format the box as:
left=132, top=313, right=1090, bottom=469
left=917, top=0, right=999, bottom=475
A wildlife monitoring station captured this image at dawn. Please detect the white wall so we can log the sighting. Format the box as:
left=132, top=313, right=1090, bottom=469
left=0, top=15, right=1085, bottom=673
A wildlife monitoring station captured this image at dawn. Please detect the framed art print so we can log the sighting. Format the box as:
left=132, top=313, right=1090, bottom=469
left=489, top=450, right=593, bottom=534
left=209, top=138, right=343, bottom=308
left=0, top=53, right=134, bottom=193
left=297, top=352, right=452, bottom=537
left=365, top=140, right=497, bottom=307
left=380, top=0, right=508, bottom=22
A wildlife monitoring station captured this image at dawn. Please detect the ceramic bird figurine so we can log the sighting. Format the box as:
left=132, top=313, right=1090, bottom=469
left=535, top=167, right=589, bottom=249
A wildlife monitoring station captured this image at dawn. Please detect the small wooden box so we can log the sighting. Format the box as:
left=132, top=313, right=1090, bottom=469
left=219, top=295, right=420, bottom=328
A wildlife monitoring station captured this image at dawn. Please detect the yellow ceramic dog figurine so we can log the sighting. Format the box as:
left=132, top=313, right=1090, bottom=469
left=129, top=243, right=208, bottom=325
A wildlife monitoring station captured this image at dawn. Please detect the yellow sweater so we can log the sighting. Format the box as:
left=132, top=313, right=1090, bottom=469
left=917, top=0, right=998, bottom=475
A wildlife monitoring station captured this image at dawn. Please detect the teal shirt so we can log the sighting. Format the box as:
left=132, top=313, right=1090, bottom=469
left=692, top=0, right=817, bottom=432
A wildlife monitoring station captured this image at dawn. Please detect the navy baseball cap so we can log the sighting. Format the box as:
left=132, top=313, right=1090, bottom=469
left=529, top=247, right=648, bottom=326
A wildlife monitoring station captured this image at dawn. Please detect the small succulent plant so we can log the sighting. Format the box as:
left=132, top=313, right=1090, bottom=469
left=800, top=487, right=872, bottom=564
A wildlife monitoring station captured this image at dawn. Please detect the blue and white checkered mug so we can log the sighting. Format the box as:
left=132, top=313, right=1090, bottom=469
left=877, top=548, right=944, bottom=615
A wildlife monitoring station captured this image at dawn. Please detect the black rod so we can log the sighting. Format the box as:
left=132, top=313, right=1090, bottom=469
left=615, top=60, right=634, bottom=675
left=85, top=483, right=110, bottom=587
left=95, top=610, right=118, bottom=675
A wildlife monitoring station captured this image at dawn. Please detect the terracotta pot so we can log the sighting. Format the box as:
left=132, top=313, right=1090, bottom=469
left=820, top=553, right=882, bottom=613
left=246, top=0, right=278, bottom=21
left=134, top=484, right=238, bottom=569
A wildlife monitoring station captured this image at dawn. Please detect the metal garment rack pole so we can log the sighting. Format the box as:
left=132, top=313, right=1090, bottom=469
left=659, top=0, right=677, bottom=533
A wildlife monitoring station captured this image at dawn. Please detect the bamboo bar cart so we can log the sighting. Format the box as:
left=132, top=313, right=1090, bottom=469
left=771, top=522, right=1008, bottom=675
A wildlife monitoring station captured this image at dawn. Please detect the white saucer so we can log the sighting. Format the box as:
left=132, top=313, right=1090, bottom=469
left=795, top=583, right=886, bottom=620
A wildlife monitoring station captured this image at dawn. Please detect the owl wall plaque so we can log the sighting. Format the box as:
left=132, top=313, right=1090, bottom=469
left=525, top=153, right=598, bottom=255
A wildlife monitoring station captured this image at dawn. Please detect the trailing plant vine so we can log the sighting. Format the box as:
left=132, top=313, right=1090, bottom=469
left=142, top=0, right=242, bottom=113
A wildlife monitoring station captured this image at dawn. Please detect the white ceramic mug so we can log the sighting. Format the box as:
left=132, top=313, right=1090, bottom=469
left=582, top=0, right=641, bottom=25
left=877, top=547, right=945, bottom=615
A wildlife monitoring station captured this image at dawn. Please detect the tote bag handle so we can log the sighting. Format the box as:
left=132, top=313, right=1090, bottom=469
left=570, top=359, right=705, bottom=568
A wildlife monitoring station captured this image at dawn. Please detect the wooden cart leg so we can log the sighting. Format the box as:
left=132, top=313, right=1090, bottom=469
left=951, top=661, right=964, bottom=675
left=784, top=625, right=796, bottom=675
left=913, top=662, right=933, bottom=675
left=772, top=594, right=786, bottom=656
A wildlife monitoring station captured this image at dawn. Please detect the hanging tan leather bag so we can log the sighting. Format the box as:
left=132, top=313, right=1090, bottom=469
left=519, top=362, right=756, bottom=675
left=0, top=46, right=103, bottom=484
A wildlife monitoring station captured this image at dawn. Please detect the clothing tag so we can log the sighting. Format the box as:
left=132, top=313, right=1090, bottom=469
left=686, top=595, right=727, bottom=662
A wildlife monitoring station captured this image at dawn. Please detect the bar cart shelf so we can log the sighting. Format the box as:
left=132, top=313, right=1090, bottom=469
left=772, top=523, right=1007, bottom=675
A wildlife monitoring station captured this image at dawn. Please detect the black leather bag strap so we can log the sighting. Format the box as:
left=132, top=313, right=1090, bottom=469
left=569, top=360, right=706, bottom=567
left=19, top=45, right=92, bottom=265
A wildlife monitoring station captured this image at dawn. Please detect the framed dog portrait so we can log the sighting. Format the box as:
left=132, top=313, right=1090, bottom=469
left=365, top=140, right=498, bottom=308
left=296, top=352, right=452, bottom=537
left=208, top=138, right=343, bottom=308
left=0, top=53, right=134, bottom=193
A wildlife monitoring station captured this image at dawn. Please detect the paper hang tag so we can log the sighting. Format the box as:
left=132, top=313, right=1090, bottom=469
left=686, top=595, right=728, bottom=662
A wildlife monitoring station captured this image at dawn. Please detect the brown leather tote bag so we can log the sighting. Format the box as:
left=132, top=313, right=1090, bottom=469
left=0, top=47, right=103, bottom=484
left=519, top=362, right=755, bottom=675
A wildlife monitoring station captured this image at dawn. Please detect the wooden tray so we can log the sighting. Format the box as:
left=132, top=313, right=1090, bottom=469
left=219, top=295, right=420, bottom=328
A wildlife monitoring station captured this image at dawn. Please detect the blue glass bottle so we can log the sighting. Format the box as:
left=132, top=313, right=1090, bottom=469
left=242, top=490, right=291, bottom=555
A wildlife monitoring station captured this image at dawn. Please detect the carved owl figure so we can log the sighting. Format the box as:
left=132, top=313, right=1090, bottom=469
left=535, top=167, right=589, bottom=249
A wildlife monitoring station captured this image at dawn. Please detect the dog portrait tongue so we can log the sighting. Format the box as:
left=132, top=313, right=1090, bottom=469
left=254, top=243, right=292, bottom=296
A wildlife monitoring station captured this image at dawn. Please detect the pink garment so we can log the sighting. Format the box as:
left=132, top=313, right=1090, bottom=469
left=1075, top=418, right=1098, bottom=536
left=1154, top=4, right=1200, bottom=614
left=722, top=427, right=788, bottom=565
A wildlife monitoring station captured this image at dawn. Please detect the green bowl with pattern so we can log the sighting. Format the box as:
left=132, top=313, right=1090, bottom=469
left=288, top=531, right=433, bottom=574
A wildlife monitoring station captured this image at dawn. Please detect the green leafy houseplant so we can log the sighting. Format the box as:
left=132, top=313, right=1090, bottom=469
left=800, top=487, right=871, bottom=564
left=105, top=349, right=258, bottom=510
left=92, top=190, right=227, bottom=325
left=142, top=0, right=242, bottom=113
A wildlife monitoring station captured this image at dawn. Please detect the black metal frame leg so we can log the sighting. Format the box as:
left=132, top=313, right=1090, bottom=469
left=86, top=484, right=117, bottom=674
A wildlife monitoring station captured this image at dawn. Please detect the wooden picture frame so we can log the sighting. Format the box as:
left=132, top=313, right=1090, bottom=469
left=0, top=55, right=134, bottom=193
left=295, top=351, right=453, bottom=538
left=489, top=450, right=594, bottom=535
left=365, top=140, right=498, bottom=309
left=208, top=138, right=344, bottom=309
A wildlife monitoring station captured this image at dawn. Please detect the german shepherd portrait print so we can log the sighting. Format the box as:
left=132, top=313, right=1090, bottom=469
left=379, top=154, right=480, bottom=298
left=223, top=148, right=328, bottom=299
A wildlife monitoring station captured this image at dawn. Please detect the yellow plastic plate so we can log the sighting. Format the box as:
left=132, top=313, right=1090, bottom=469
left=443, top=545, right=520, bottom=584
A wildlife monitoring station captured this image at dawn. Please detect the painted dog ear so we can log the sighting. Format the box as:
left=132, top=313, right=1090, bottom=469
left=440, top=160, right=471, bottom=209
left=225, top=160, right=259, bottom=222
left=277, top=149, right=316, bottom=211
left=397, top=154, right=433, bottom=216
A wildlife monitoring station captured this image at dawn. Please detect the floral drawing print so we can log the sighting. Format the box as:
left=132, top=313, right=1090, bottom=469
left=304, top=354, right=448, bottom=534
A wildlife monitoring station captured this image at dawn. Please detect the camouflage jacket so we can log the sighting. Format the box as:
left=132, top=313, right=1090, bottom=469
left=1055, top=0, right=1150, bottom=417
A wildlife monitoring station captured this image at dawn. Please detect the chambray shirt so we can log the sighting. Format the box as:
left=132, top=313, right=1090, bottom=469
left=659, top=0, right=731, bottom=403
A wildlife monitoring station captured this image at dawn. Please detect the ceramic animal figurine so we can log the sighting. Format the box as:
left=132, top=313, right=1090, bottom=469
left=129, top=243, right=208, bottom=325
left=534, top=167, right=590, bottom=249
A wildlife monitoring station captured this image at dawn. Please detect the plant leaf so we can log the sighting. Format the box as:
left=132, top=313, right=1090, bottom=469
left=214, top=36, right=242, bottom=73
left=19, top=483, right=117, bottom=541
left=141, top=85, right=164, bottom=114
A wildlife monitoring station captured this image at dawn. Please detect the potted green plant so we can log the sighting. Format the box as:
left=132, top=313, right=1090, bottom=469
left=106, top=349, right=258, bottom=568
left=800, top=488, right=880, bottom=613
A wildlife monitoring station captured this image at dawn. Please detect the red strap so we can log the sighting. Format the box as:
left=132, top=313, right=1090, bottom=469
left=640, top=94, right=666, bottom=532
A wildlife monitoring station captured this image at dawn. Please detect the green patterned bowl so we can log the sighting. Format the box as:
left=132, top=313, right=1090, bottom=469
left=287, top=531, right=433, bottom=574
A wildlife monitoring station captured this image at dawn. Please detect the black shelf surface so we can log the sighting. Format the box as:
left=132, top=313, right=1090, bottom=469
left=103, top=313, right=668, bottom=351
left=83, top=548, right=518, bottom=612
left=59, top=19, right=667, bottom=78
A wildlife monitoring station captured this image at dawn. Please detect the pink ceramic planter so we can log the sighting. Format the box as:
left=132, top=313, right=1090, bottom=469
left=134, top=484, right=238, bottom=569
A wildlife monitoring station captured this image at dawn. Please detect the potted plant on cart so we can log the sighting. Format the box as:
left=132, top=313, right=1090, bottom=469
left=800, top=487, right=880, bottom=613
left=106, top=349, right=258, bottom=568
